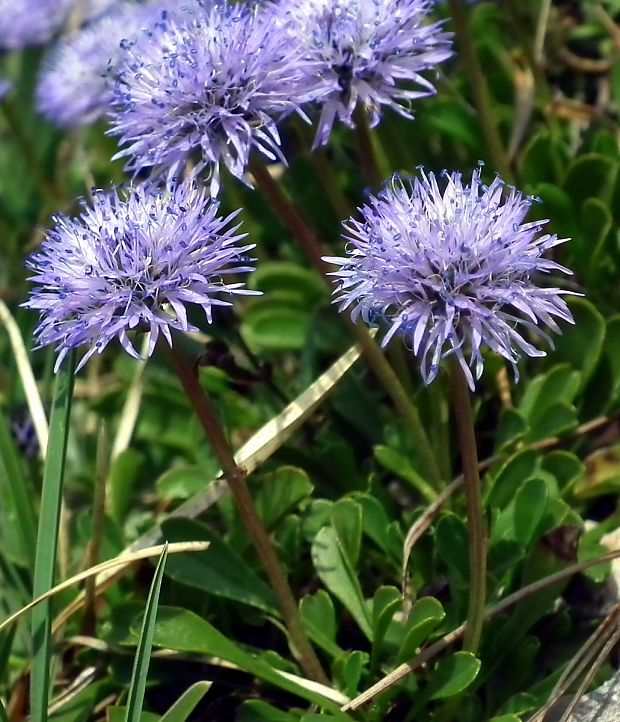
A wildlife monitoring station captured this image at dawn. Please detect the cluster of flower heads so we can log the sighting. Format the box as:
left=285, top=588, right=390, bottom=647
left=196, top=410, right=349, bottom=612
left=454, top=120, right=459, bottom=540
left=25, top=179, right=258, bottom=371
left=19, top=0, right=575, bottom=386
left=326, top=168, right=575, bottom=388
left=280, top=0, right=453, bottom=147
left=108, top=0, right=452, bottom=191
left=37, top=0, right=166, bottom=127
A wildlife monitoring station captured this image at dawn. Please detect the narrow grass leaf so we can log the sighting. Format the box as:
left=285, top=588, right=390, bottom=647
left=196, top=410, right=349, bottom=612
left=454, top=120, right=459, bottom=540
left=30, top=351, right=76, bottom=722
left=0, top=413, right=37, bottom=566
left=125, top=543, right=169, bottom=722
left=160, top=681, right=212, bottom=722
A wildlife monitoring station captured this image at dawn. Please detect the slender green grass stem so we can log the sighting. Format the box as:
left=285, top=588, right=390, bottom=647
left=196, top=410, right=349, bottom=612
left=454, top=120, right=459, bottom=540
left=30, top=351, right=76, bottom=722
left=447, top=0, right=512, bottom=181
left=250, top=161, right=442, bottom=491
left=164, top=342, right=329, bottom=686
left=449, top=358, right=486, bottom=654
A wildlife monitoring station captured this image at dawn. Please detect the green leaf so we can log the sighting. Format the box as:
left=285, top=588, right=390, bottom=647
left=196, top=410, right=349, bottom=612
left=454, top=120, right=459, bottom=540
left=490, top=716, right=522, bottom=722
left=513, top=478, right=549, bottom=548
left=371, top=586, right=402, bottom=666
left=494, top=407, right=527, bottom=451
left=31, top=351, right=76, bottom=722
left=552, top=298, right=605, bottom=387
left=0, top=411, right=37, bottom=567
left=518, top=365, right=580, bottom=421
left=562, top=153, right=617, bottom=206
left=486, top=450, right=537, bottom=510
left=242, top=301, right=311, bottom=351
left=160, top=681, right=212, bottom=722
left=581, top=198, right=614, bottom=282
left=412, top=652, right=481, bottom=709
left=255, top=466, right=313, bottom=530
left=435, top=513, right=469, bottom=581
left=333, top=650, right=367, bottom=698
left=155, top=465, right=215, bottom=501
left=353, top=492, right=402, bottom=559
left=374, top=446, right=437, bottom=503
left=540, top=451, right=584, bottom=492
left=300, top=590, right=342, bottom=657
left=524, top=402, right=577, bottom=443
left=249, top=261, right=327, bottom=306
left=396, top=597, right=445, bottom=663
left=160, top=518, right=278, bottom=614
left=125, top=543, right=169, bottom=722
left=331, top=499, right=362, bottom=567
left=521, top=131, right=564, bottom=185
left=311, top=526, right=372, bottom=639
left=149, top=607, right=346, bottom=714
left=237, top=700, right=298, bottom=722
left=603, top=315, right=620, bottom=401
left=108, top=710, right=159, bottom=722
left=108, top=449, right=144, bottom=522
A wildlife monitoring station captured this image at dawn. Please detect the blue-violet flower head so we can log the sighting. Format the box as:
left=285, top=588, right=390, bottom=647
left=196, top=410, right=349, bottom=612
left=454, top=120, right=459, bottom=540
left=0, top=0, right=72, bottom=50
left=110, top=1, right=314, bottom=195
left=37, top=1, right=166, bottom=127
left=279, top=0, right=453, bottom=147
left=25, top=179, right=258, bottom=371
left=325, top=168, right=575, bottom=388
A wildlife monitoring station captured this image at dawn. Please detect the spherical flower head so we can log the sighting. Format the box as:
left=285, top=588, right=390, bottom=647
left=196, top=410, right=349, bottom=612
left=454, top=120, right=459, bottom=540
left=326, top=168, right=576, bottom=389
left=37, top=1, right=166, bottom=127
left=0, top=0, right=72, bottom=50
left=25, top=179, right=259, bottom=372
left=279, top=0, right=453, bottom=147
left=110, top=1, right=313, bottom=196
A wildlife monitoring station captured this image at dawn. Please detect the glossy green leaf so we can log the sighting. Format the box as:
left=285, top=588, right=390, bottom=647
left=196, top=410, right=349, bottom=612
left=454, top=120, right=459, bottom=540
left=300, top=590, right=342, bottom=658
left=331, top=498, right=362, bottom=567
left=396, top=597, right=445, bottom=664
left=311, top=526, right=372, bottom=639
left=255, top=466, right=314, bottom=530
left=160, top=681, right=212, bottom=722
left=160, top=518, right=278, bottom=614
left=513, top=478, right=549, bottom=547
left=552, top=298, right=605, bottom=387
left=435, top=513, right=469, bottom=581
left=148, top=607, right=346, bottom=714
left=374, top=445, right=437, bottom=503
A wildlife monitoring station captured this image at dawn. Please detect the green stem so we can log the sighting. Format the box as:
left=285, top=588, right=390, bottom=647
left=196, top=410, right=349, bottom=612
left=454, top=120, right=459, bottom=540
left=250, top=162, right=442, bottom=491
left=31, top=351, right=76, bottom=722
left=164, top=343, right=329, bottom=686
left=447, top=0, right=512, bottom=181
left=449, top=358, right=487, bottom=653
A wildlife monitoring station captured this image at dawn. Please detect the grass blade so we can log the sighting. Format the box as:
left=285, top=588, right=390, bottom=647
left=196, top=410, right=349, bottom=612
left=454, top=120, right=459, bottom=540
left=30, top=351, right=75, bottom=722
left=125, top=543, right=169, bottom=722
left=0, top=413, right=37, bottom=567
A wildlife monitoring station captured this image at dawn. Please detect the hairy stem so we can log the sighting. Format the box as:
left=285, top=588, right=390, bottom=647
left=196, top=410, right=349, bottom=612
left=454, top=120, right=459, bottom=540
left=250, top=161, right=442, bottom=491
left=447, top=0, right=512, bottom=181
left=164, top=342, right=329, bottom=685
left=449, top=358, right=487, bottom=653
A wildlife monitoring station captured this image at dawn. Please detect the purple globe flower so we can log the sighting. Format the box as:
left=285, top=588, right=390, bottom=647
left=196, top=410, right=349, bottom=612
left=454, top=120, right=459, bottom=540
left=278, top=0, right=453, bottom=147
left=37, top=1, right=166, bottom=127
left=25, top=179, right=258, bottom=371
left=325, top=168, right=575, bottom=388
left=110, top=1, right=314, bottom=195
left=0, top=0, right=72, bottom=50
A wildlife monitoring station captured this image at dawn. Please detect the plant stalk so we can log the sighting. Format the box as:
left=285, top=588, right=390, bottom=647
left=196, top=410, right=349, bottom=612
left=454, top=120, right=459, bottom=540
left=447, top=0, right=512, bottom=181
left=164, top=342, right=329, bottom=685
left=250, top=161, right=442, bottom=491
left=449, top=358, right=487, bottom=653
